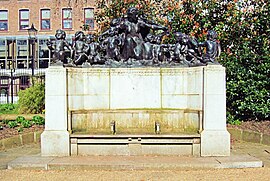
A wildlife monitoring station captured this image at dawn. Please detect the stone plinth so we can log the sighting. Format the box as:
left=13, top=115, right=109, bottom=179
left=41, top=66, right=70, bottom=156
left=200, top=65, right=230, bottom=156
left=41, top=65, right=230, bottom=156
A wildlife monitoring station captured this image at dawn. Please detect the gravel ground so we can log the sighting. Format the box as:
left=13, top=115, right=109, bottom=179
left=0, top=168, right=270, bottom=180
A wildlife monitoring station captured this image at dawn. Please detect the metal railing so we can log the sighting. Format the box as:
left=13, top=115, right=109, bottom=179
left=0, top=68, right=46, bottom=104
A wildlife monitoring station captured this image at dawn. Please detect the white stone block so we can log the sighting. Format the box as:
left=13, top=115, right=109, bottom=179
left=162, top=68, right=186, bottom=95
left=45, top=67, right=67, bottom=131
left=201, top=130, right=230, bottom=156
left=68, top=95, right=85, bottom=110
left=203, top=94, right=226, bottom=130
left=110, top=68, right=161, bottom=109
left=186, top=67, right=203, bottom=94
left=42, top=66, right=70, bottom=156
left=187, top=95, right=202, bottom=110
left=83, top=95, right=110, bottom=109
left=201, top=65, right=230, bottom=156
left=41, top=130, right=70, bottom=156
left=83, top=69, right=110, bottom=95
left=203, top=65, right=227, bottom=131
left=45, top=95, right=67, bottom=130
left=162, top=95, right=187, bottom=109
left=203, top=65, right=226, bottom=95
left=78, top=144, right=129, bottom=156
left=45, top=67, right=67, bottom=96
left=67, top=70, right=85, bottom=95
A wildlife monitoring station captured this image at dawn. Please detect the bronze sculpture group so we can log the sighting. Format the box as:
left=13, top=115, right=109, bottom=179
left=47, top=7, right=221, bottom=67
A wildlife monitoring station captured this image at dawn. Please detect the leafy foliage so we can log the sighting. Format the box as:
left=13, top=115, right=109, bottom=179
left=8, top=121, right=18, bottom=128
left=21, top=120, right=32, bottom=128
left=0, top=104, right=18, bottom=114
left=32, top=115, right=45, bottom=125
left=16, top=116, right=26, bottom=124
left=1, top=115, right=45, bottom=133
left=18, top=83, right=45, bottom=114
left=95, top=0, right=270, bottom=121
left=227, top=113, right=241, bottom=125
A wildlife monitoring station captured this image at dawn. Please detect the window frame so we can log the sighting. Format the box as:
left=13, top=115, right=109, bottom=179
left=40, top=9, right=51, bottom=30
left=0, top=10, right=8, bottom=31
left=62, top=8, right=72, bottom=30
left=84, top=8, right=94, bottom=30
left=19, top=9, right=30, bottom=31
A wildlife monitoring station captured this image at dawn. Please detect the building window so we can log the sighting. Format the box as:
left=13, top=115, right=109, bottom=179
left=19, top=9, right=29, bottom=30
left=38, top=39, right=50, bottom=68
left=0, top=10, right=8, bottom=31
left=16, top=39, right=28, bottom=68
left=40, top=9, right=50, bottom=30
left=62, top=8, right=72, bottom=29
left=84, top=8, right=94, bottom=30
left=0, top=39, right=7, bottom=69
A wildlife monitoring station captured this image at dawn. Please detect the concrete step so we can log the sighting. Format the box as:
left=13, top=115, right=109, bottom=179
left=7, top=154, right=263, bottom=170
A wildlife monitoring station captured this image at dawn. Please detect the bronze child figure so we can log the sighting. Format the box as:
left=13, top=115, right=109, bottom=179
left=199, top=30, right=221, bottom=64
left=47, top=29, right=72, bottom=65
left=72, top=31, right=89, bottom=66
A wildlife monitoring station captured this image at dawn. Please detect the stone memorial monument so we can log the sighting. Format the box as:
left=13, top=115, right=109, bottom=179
left=41, top=7, right=230, bottom=157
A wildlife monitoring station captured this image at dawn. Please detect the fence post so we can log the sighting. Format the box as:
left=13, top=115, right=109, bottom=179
left=10, top=70, right=13, bottom=104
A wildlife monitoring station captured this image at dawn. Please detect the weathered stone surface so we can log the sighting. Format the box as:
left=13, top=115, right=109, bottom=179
left=2, top=136, right=22, bottom=149
left=201, top=130, right=230, bottom=156
left=45, top=67, right=67, bottom=131
left=228, top=128, right=243, bottom=141
left=262, top=134, right=270, bottom=145
left=34, top=132, right=42, bottom=143
left=242, top=131, right=262, bottom=144
left=41, top=131, right=70, bottom=156
left=200, top=65, right=230, bottom=156
left=71, top=110, right=199, bottom=134
left=42, top=65, right=230, bottom=156
left=7, top=154, right=263, bottom=170
left=41, top=66, right=69, bottom=156
left=21, top=133, right=34, bottom=145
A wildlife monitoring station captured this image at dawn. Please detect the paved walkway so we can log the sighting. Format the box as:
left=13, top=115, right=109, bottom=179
left=1, top=140, right=269, bottom=170
left=231, top=141, right=270, bottom=167
left=0, top=141, right=270, bottom=180
left=0, top=144, right=40, bottom=169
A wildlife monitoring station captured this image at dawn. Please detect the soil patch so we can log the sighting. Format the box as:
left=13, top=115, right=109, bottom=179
left=228, top=120, right=270, bottom=135
left=0, top=125, right=44, bottom=140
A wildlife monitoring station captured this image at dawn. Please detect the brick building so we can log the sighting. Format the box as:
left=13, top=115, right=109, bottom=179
left=0, top=0, right=96, bottom=103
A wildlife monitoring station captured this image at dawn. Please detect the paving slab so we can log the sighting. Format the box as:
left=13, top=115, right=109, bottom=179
left=1, top=141, right=267, bottom=171
left=0, top=144, right=40, bottom=170
left=216, top=154, right=263, bottom=168
left=8, top=156, right=55, bottom=170
left=7, top=153, right=263, bottom=170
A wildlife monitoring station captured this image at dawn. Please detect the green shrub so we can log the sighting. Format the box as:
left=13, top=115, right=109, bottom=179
left=227, top=113, right=241, bottom=125
left=21, top=120, right=32, bottom=128
left=32, top=115, right=45, bottom=125
left=8, top=121, right=18, bottom=128
left=16, top=116, right=26, bottom=124
left=2, top=120, right=9, bottom=124
left=18, top=83, right=45, bottom=114
left=0, top=104, right=18, bottom=114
